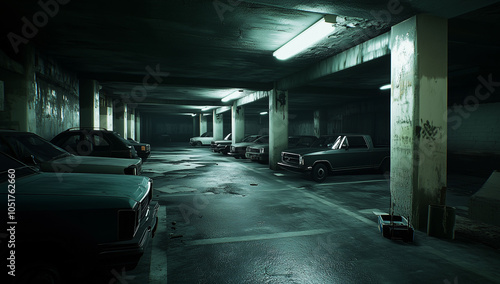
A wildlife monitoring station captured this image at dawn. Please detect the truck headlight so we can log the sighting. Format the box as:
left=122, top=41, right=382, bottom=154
left=299, top=156, right=304, bottom=165
left=118, top=208, right=139, bottom=240
left=260, top=148, right=265, bottom=154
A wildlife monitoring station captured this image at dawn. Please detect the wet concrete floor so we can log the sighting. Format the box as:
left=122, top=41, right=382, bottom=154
left=136, top=144, right=500, bottom=284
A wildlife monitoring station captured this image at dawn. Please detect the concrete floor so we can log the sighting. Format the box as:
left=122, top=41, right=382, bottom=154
left=101, top=144, right=500, bottom=284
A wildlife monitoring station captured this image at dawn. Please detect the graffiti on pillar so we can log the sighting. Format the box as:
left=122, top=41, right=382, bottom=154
left=416, top=119, right=440, bottom=141
left=275, top=90, right=287, bottom=120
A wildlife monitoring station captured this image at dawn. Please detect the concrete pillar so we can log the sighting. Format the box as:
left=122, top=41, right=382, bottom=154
left=269, top=89, right=288, bottom=170
left=113, top=102, right=127, bottom=137
left=127, top=107, right=135, bottom=140
left=213, top=111, right=224, bottom=140
left=232, top=102, right=245, bottom=143
left=0, top=47, right=34, bottom=132
left=192, top=115, right=198, bottom=136
left=79, top=79, right=100, bottom=128
left=99, top=95, right=113, bottom=130
left=313, top=110, right=327, bottom=138
left=390, top=14, right=448, bottom=230
left=199, top=114, right=208, bottom=135
left=135, top=112, right=141, bottom=142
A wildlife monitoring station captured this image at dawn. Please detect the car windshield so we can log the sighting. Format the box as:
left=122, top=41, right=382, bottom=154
left=331, top=136, right=347, bottom=150
left=0, top=153, right=38, bottom=183
left=3, top=134, right=71, bottom=163
left=254, top=136, right=269, bottom=144
left=310, top=136, right=338, bottom=148
left=242, top=135, right=259, bottom=142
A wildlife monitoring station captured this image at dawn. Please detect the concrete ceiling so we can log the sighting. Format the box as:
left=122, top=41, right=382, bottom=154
left=1, top=0, right=500, bottom=115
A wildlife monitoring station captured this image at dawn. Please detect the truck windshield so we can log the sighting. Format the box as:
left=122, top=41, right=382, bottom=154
left=331, top=136, right=346, bottom=150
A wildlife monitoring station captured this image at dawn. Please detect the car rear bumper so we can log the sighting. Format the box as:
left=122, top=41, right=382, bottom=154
left=97, top=202, right=159, bottom=270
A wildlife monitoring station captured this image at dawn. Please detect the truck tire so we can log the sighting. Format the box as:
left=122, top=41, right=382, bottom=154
left=312, top=163, right=328, bottom=182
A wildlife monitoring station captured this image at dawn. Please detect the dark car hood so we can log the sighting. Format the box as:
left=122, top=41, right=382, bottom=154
left=282, top=147, right=334, bottom=156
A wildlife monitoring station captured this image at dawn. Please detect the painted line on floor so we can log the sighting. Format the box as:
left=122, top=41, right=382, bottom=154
left=315, top=179, right=388, bottom=186
left=185, top=228, right=335, bottom=246
left=240, top=163, right=376, bottom=226
left=149, top=205, right=168, bottom=284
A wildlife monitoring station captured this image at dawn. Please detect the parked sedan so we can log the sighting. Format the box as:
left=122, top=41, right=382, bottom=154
left=189, top=131, right=213, bottom=146
left=0, top=130, right=142, bottom=175
left=210, top=133, right=232, bottom=154
left=229, top=135, right=267, bottom=159
left=51, top=128, right=139, bottom=159
left=127, top=138, right=151, bottom=161
left=0, top=152, right=158, bottom=283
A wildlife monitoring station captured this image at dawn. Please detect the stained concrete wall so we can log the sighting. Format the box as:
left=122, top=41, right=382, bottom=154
left=448, top=102, right=500, bottom=154
left=143, top=114, right=195, bottom=144
left=327, top=98, right=390, bottom=146
left=0, top=49, right=79, bottom=140
left=289, top=112, right=315, bottom=136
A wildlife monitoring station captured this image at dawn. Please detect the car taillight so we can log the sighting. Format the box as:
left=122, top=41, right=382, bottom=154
left=118, top=209, right=139, bottom=241
left=141, top=146, right=146, bottom=151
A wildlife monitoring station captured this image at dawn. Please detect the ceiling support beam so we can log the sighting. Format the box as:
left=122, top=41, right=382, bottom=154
left=276, top=32, right=390, bottom=90
left=85, top=73, right=274, bottom=91
left=235, top=90, right=272, bottom=107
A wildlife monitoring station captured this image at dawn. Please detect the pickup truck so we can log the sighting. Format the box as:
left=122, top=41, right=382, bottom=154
left=278, top=134, right=389, bottom=182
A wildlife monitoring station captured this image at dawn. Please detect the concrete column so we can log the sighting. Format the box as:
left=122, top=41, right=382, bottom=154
left=0, top=47, right=34, bottom=132
left=113, top=102, right=127, bottom=137
left=232, top=102, right=245, bottom=143
left=135, top=112, right=141, bottom=142
left=269, top=89, right=288, bottom=170
left=199, top=114, right=208, bottom=135
left=99, top=94, right=113, bottom=130
left=127, top=107, right=135, bottom=140
left=213, top=111, right=224, bottom=140
left=79, top=79, right=100, bottom=128
left=192, top=115, right=198, bottom=136
left=390, top=14, right=448, bottom=230
left=313, top=110, right=327, bottom=138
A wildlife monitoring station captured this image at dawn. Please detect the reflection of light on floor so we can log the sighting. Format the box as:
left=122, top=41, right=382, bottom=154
left=155, top=184, right=197, bottom=193
left=142, top=162, right=205, bottom=173
left=273, top=173, right=285, bottom=177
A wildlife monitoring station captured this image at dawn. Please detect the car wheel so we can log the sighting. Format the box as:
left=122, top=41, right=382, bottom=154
left=312, top=163, right=328, bottom=183
left=16, top=263, right=62, bottom=284
left=379, top=159, right=390, bottom=174
left=195, top=141, right=202, bottom=146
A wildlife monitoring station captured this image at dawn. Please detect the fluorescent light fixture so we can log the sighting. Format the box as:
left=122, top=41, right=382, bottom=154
left=201, top=106, right=215, bottom=112
left=379, top=84, right=391, bottom=90
left=221, top=89, right=244, bottom=102
left=273, top=15, right=337, bottom=60
left=191, top=113, right=197, bottom=117
left=260, top=111, right=268, bottom=115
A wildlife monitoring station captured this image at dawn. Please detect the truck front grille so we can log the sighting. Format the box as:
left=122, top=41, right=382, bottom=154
left=282, top=152, right=300, bottom=165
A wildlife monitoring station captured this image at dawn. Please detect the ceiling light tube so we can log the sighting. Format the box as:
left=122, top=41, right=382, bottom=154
left=273, top=15, right=337, bottom=61
left=379, top=84, right=391, bottom=90
left=260, top=111, right=268, bottom=115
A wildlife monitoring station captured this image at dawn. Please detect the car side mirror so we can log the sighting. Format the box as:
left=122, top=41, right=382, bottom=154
left=23, top=155, right=37, bottom=165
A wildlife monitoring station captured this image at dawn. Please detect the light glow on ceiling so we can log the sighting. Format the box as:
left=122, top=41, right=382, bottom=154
left=221, top=89, right=245, bottom=102
left=273, top=15, right=337, bottom=60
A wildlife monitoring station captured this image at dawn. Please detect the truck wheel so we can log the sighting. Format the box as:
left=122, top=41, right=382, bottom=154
left=312, top=163, right=328, bottom=182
